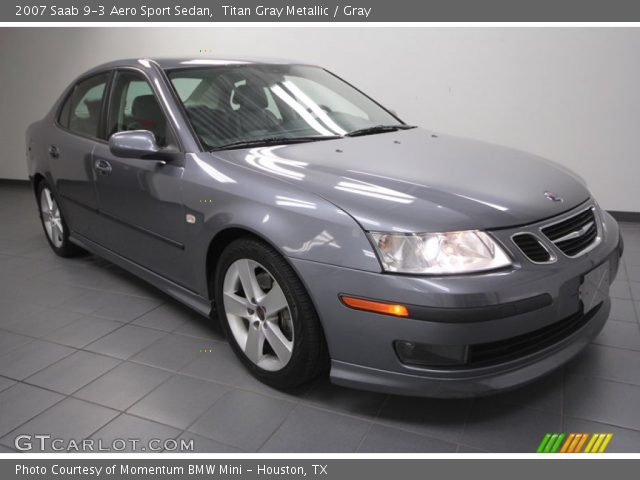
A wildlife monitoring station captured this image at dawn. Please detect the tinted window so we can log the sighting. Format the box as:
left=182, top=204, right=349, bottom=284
left=107, top=71, right=170, bottom=147
left=59, top=73, right=109, bottom=138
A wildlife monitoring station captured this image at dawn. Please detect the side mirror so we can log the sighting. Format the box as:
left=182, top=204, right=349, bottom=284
left=109, top=130, right=161, bottom=159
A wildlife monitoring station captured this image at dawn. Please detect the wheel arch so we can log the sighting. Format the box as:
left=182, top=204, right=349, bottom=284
left=205, top=226, right=314, bottom=304
left=32, top=172, right=47, bottom=196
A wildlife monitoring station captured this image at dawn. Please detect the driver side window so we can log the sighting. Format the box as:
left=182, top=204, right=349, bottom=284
left=106, top=71, right=172, bottom=147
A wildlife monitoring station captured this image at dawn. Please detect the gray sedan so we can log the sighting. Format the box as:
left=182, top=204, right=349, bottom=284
left=26, top=57, right=623, bottom=397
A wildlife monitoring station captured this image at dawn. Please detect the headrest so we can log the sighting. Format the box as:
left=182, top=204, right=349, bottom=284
left=84, top=99, right=102, bottom=118
left=234, top=84, right=268, bottom=109
left=132, top=95, right=162, bottom=119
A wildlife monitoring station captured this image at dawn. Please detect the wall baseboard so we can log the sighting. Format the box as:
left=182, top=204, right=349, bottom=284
left=609, top=210, right=640, bottom=223
left=0, top=178, right=30, bottom=186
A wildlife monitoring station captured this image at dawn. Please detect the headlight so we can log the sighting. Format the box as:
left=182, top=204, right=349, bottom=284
left=368, top=230, right=511, bottom=274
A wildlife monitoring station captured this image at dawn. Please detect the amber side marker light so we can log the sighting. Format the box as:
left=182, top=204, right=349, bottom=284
left=340, top=295, right=409, bottom=317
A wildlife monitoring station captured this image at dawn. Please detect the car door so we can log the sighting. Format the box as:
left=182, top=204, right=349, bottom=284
left=92, top=68, right=195, bottom=288
left=47, top=72, right=110, bottom=241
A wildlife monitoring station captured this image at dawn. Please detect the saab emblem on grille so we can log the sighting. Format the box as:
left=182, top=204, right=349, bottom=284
left=544, top=191, right=564, bottom=203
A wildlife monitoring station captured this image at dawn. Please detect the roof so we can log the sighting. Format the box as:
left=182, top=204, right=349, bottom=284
left=88, top=55, right=311, bottom=73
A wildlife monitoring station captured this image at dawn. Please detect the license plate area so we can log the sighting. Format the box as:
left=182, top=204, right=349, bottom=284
left=579, top=261, right=610, bottom=314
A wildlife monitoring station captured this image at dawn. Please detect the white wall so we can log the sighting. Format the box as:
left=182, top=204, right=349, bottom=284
left=1, top=27, right=638, bottom=211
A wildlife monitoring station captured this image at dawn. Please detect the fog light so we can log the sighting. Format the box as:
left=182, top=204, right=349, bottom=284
left=394, top=340, right=468, bottom=367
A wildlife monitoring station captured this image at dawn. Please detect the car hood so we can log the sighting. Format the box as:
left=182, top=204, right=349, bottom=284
left=209, top=128, right=590, bottom=232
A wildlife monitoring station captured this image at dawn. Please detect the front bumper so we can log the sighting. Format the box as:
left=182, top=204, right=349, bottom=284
left=290, top=207, right=622, bottom=397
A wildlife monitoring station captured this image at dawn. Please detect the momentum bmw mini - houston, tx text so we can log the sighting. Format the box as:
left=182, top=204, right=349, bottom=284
left=26, top=57, right=623, bottom=397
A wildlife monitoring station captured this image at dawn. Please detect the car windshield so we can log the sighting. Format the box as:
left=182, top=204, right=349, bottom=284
left=167, top=64, right=403, bottom=150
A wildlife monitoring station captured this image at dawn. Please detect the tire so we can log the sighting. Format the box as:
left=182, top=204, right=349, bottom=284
left=214, top=237, right=328, bottom=389
left=36, top=180, right=83, bottom=257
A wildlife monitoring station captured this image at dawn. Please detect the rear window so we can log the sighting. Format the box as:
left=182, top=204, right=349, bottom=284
left=58, top=73, right=109, bottom=139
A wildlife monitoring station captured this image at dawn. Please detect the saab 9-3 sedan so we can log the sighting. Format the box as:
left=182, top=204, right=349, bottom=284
left=26, top=57, right=623, bottom=396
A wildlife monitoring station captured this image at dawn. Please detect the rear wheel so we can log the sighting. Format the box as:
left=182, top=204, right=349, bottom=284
left=214, top=237, right=328, bottom=389
left=36, top=180, right=82, bottom=257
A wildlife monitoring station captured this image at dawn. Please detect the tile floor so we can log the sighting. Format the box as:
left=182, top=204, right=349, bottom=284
left=1, top=184, right=640, bottom=453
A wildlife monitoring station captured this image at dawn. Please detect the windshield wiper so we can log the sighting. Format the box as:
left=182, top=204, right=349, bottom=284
left=345, top=124, right=416, bottom=137
left=210, top=135, right=341, bottom=152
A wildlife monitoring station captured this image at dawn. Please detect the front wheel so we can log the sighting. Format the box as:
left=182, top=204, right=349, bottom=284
left=214, top=237, right=328, bottom=389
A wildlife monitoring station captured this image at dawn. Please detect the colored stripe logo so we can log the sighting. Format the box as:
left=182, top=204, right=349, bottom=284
left=537, top=433, right=613, bottom=453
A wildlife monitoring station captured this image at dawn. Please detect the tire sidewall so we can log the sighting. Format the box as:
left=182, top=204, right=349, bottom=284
left=214, top=239, right=320, bottom=387
left=36, top=180, right=75, bottom=257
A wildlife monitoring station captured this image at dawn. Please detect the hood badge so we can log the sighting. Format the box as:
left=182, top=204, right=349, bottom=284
left=544, top=191, right=564, bottom=203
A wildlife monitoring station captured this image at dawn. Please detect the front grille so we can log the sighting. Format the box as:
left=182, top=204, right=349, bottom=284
left=512, top=233, right=552, bottom=263
left=466, top=304, right=600, bottom=367
left=541, top=207, right=598, bottom=257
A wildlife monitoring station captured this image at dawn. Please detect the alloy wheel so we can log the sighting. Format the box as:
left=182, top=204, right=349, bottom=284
left=40, top=187, right=64, bottom=248
left=222, top=258, right=294, bottom=371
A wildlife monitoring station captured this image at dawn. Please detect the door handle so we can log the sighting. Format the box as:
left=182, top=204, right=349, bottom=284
left=48, top=145, right=60, bottom=158
left=94, top=159, right=112, bottom=175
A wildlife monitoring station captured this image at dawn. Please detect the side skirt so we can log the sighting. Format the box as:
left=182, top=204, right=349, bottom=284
left=70, top=233, right=213, bottom=318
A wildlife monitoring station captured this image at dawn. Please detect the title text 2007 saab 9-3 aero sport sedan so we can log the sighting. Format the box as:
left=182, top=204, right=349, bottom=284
left=26, top=57, right=623, bottom=397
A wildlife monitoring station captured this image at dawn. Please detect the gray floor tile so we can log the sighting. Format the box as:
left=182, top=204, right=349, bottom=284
left=189, top=389, right=295, bottom=451
left=8, top=279, right=79, bottom=309
left=0, top=331, right=34, bottom=356
left=630, top=281, right=640, bottom=301
left=179, top=343, right=302, bottom=400
left=0, top=376, right=16, bottom=393
left=90, top=414, right=182, bottom=452
left=563, top=417, right=640, bottom=453
left=178, top=343, right=258, bottom=385
left=128, top=374, right=229, bottom=429
left=460, top=399, right=561, bottom=452
left=84, top=325, right=166, bottom=360
left=610, top=298, right=638, bottom=322
left=564, top=375, right=640, bottom=430
left=358, top=424, right=456, bottom=453
left=610, top=280, right=632, bottom=300
left=623, top=253, right=640, bottom=267
left=260, top=405, right=369, bottom=452
left=567, top=344, right=640, bottom=386
left=172, top=316, right=225, bottom=342
left=4, top=308, right=83, bottom=338
left=25, top=351, right=120, bottom=395
left=376, top=395, right=472, bottom=443
left=0, top=255, right=61, bottom=281
left=491, top=369, right=564, bottom=414
left=301, top=377, right=387, bottom=419
left=177, top=433, right=244, bottom=453
left=44, top=315, right=122, bottom=348
left=0, top=339, right=74, bottom=380
left=54, top=288, right=122, bottom=315
left=132, top=302, right=197, bottom=332
left=0, top=398, right=118, bottom=452
left=627, top=265, right=640, bottom=283
left=91, top=295, right=163, bottom=323
left=593, top=319, right=640, bottom=351
left=130, top=333, right=210, bottom=372
left=74, top=362, right=172, bottom=411
left=0, top=384, right=63, bottom=437
left=0, top=300, right=46, bottom=328
left=37, top=265, right=119, bottom=291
